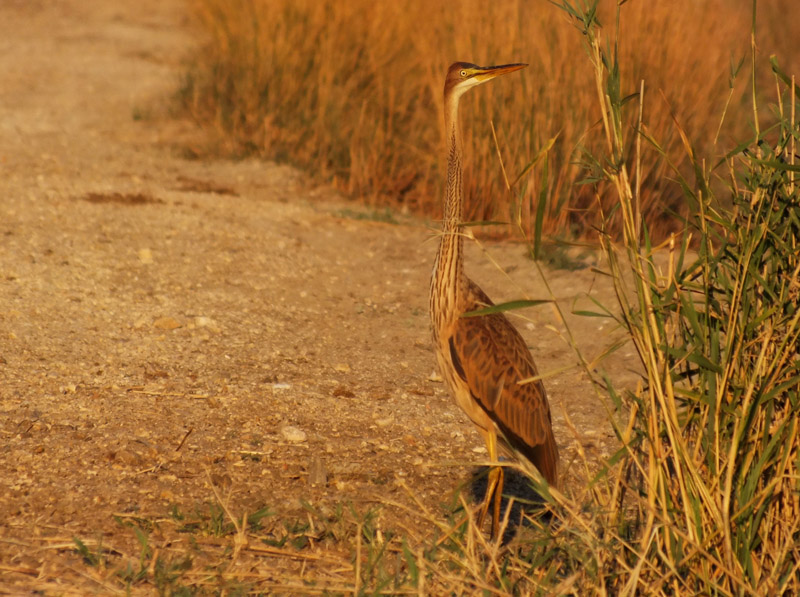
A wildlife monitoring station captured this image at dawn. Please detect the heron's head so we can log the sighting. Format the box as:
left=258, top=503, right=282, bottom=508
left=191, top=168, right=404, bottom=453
left=444, top=62, right=527, bottom=99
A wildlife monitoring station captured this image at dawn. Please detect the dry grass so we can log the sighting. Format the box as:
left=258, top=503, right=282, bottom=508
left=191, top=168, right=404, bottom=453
left=179, top=0, right=797, bottom=239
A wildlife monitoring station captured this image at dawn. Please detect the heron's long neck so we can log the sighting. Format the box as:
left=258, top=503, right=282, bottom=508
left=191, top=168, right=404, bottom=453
left=432, top=91, right=465, bottom=319
left=443, top=95, right=464, bottom=233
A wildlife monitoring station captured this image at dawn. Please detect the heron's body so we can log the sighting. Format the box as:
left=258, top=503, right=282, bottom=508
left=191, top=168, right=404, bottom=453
left=430, top=62, right=558, bottom=533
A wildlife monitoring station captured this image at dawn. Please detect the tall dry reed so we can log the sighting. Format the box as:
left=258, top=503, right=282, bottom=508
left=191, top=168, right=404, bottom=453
left=527, top=1, right=800, bottom=592
left=179, top=0, right=796, bottom=238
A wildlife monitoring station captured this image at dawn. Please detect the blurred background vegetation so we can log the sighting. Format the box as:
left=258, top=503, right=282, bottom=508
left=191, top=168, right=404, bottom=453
left=179, top=0, right=798, bottom=239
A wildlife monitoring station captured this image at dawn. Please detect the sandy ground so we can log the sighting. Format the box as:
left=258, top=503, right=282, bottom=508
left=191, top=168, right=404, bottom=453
left=0, top=0, right=634, bottom=592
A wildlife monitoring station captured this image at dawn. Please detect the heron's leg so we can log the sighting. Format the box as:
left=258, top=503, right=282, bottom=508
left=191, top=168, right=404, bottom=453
left=492, top=464, right=505, bottom=539
left=477, top=430, right=504, bottom=538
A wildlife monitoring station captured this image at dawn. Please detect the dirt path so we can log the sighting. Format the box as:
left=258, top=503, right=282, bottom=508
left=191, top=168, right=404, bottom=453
left=0, top=1, right=630, bottom=591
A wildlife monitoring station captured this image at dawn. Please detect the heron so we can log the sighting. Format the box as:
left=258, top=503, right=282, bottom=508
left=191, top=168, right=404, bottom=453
left=430, top=62, right=559, bottom=537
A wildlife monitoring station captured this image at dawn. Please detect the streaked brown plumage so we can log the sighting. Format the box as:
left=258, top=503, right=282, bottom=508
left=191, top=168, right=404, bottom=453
left=430, top=62, right=558, bottom=536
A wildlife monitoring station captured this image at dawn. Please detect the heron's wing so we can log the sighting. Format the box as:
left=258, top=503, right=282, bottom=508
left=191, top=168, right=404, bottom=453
left=449, top=282, right=559, bottom=485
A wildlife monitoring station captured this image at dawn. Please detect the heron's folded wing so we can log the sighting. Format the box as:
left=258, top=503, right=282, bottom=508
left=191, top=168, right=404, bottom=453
left=449, top=300, right=558, bottom=485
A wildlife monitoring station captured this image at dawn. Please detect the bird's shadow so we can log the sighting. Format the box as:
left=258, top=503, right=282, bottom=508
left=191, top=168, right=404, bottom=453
left=467, top=464, right=551, bottom=544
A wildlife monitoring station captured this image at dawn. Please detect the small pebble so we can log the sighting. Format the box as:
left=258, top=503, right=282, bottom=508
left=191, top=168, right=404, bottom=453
left=195, top=316, right=220, bottom=332
left=282, top=426, right=307, bottom=443
left=375, top=415, right=394, bottom=427
left=153, top=316, right=181, bottom=330
left=307, top=455, right=327, bottom=486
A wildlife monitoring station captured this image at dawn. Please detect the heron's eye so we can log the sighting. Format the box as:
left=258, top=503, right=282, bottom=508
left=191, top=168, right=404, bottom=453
left=460, top=70, right=467, bottom=78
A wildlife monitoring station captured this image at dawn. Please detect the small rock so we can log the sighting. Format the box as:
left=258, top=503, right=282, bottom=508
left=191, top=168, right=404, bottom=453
left=195, top=316, right=220, bottom=332
left=427, top=370, right=443, bottom=382
left=282, top=426, right=307, bottom=443
left=153, top=316, right=182, bottom=330
left=375, top=415, right=394, bottom=427
left=138, top=248, right=153, bottom=264
left=307, top=455, right=327, bottom=486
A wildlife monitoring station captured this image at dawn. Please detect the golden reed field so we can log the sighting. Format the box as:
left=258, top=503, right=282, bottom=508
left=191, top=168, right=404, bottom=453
left=181, top=0, right=799, bottom=238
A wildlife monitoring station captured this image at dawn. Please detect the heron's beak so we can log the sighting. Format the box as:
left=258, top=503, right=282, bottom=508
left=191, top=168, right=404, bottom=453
left=473, top=63, right=527, bottom=82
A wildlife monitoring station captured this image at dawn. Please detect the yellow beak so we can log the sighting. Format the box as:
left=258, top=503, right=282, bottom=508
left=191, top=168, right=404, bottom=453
left=472, top=63, right=528, bottom=82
